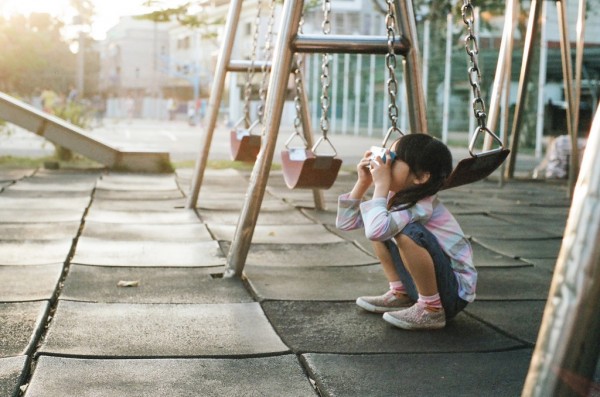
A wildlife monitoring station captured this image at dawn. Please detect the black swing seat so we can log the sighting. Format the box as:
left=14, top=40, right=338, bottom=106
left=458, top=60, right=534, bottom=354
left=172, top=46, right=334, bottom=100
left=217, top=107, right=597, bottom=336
left=442, top=147, right=510, bottom=190
left=281, top=148, right=342, bottom=189
left=230, top=119, right=261, bottom=163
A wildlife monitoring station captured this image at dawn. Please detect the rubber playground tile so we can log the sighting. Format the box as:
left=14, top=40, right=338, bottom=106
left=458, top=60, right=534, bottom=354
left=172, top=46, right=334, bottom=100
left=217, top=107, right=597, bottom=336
left=491, top=213, right=567, bottom=236
left=0, top=356, right=28, bottom=397
left=302, top=349, right=533, bottom=397
left=524, top=258, right=558, bottom=272
left=244, top=264, right=388, bottom=301
left=327, top=227, right=376, bottom=256
left=261, top=301, right=525, bottom=354
left=208, top=224, right=345, bottom=244
left=454, top=213, right=560, bottom=239
left=0, top=264, right=63, bottom=302
left=473, top=237, right=562, bottom=260
left=90, top=197, right=187, bottom=211
left=0, top=301, right=49, bottom=357
left=96, top=176, right=179, bottom=191
left=198, top=208, right=314, bottom=225
left=0, top=209, right=83, bottom=223
left=471, top=240, right=533, bottom=267
left=177, top=168, right=250, bottom=185
left=26, top=355, right=315, bottom=397
left=61, top=265, right=252, bottom=304
left=0, top=196, right=90, bottom=210
left=39, top=301, right=288, bottom=357
left=0, top=222, right=80, bottom=240
left=7, top=181, right=95, bottom=192
left=93, top=189, right=184, bottom=200
left=80, top=222, right=213, bottom=241
left=476, top=267, right=553, bottom=300
left=220, top=241, right=377, bottom=267
left=85, top=209, right=199, bottom=224
left=465, top=301, right=547, bottom=345
left=299, top=208, right=338, bottom=225
left=73, top=237, right=224, bottom=267
left=0, top=169, right=35, bottom=182
left=0, top=240, right=73, bottom=265
left=193, top=197, right=293, bottom=211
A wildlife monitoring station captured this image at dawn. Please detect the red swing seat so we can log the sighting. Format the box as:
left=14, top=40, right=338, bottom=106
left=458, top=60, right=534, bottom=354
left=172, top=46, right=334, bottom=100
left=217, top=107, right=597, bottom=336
left=442, top=127, right=510, bottom=190
left=280, top=136, right=342, bottom=190
left=229, top=119, right=261, bottom=163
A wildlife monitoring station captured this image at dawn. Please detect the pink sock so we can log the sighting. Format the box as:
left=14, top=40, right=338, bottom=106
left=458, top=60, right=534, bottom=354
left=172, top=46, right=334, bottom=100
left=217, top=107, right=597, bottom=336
left=389, top=281, right=406, bottom=294
left=418, top=293, right=442, bottom=311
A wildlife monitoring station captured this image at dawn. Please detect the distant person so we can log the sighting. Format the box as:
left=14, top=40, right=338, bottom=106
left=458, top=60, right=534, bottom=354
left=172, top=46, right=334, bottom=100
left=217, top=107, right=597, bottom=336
left=336, top=134, right=475, bottom=330
left=533, top=133, right=587, bottom=179
left=166, top=97, right=176, bottom=121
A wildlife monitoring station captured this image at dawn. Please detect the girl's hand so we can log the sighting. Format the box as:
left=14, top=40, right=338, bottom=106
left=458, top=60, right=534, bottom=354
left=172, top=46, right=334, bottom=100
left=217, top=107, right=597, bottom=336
left=349, top=150, right=373, bottom=200
left=356, top=150, right=373, bottom=185
left=369, top=149, right=392, bottom=198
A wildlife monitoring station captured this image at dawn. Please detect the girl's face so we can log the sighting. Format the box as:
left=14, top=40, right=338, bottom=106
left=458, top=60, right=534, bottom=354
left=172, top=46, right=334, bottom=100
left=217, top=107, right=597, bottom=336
left=388, top=143, right=429, bottom=193
left=389, top=159, right=418, bottom=193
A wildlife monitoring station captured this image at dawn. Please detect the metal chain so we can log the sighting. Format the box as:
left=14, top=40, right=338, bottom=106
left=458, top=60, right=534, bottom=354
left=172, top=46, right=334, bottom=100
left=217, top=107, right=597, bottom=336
left=292, top=16, right=306, bottom=143
left=319, top=0, right=331, bottom=139
left=243, top=0, right=262, bottom=126
left=257, top=0, right=276, bottom=123
left=385, top=0, right=401, bottom=135
left=461, top=0, right=488, bottom=129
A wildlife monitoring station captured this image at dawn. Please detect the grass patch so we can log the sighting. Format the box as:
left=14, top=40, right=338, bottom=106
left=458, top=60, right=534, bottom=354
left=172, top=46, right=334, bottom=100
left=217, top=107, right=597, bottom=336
left=0, top=155, right=104, bottom=170
left=172, top=159, right=282, bottom=171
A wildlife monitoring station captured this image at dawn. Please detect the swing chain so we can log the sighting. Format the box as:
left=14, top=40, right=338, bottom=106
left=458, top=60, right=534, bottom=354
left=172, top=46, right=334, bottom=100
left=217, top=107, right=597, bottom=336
left=291, top=16, right=308, bottom=147
left=257, top=0, right=276, bottom=124
left=461, top=0, right=488, bottom=129
left=385, top=0, right=400, bottom=133
left=320, top=0, right=332, bottom=138
left=243, top=0, right=263, bottom=127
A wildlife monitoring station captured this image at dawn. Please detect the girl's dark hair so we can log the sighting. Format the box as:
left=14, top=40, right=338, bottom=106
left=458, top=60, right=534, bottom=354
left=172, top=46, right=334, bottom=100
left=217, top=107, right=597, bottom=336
left=388, top=134, right=453, bottom=211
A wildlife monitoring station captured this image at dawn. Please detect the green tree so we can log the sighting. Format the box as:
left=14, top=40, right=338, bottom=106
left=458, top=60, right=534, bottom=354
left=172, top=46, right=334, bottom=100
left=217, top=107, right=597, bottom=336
left=0, top=13, right=76, bottom=96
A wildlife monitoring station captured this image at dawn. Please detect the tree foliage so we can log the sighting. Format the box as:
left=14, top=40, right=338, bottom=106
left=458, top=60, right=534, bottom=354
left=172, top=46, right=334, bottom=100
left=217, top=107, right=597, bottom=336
left=0, top=13, right=76, bottom=96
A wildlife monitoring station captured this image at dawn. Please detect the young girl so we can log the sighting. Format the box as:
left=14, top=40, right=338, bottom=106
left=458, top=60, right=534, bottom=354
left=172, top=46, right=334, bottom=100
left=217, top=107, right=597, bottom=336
left=336, top=134, right=475, bottom=330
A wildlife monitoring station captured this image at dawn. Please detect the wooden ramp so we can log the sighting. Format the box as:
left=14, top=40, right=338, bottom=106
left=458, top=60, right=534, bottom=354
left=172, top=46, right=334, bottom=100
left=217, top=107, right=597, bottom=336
left=0, top=92, right=171, bottom=172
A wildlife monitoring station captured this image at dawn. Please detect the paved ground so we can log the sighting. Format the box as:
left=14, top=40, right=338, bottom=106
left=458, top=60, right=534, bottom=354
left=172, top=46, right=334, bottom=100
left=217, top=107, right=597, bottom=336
left=1, top=125, right=598, bottom=396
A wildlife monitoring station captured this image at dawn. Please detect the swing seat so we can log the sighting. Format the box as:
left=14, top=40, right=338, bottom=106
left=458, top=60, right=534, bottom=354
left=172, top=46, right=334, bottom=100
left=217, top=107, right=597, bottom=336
left=442, top=148, right=510, bottom=190
left=281, top=148, right=342, bottom=189
left=230, top=127, right=261, bottom=163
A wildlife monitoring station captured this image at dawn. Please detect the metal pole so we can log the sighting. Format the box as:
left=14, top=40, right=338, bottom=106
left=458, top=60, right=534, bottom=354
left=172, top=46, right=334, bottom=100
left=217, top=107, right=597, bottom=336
left=331, top=54, right=339, bottom=134
left=522, top=105, right=600, bottom=397
left=498, top=1, right=518, bottom=187
left=342, top=53, right=350, bottom=134
left=422, top=18, right=430, bottom=102
left=573, top=0, right=586, bottom=136
left=293, top=34, right=409, bottom=55
left=225, top=0, right=304, bottom=277
left=186, top=0, right=243, bottom=209
left=505, top=0, right=543, bottom=179
left=367, top=54, right=376, bottom=136
left=556, top=0, right=577, bottom=197
left=571, top=0, right=586, bottom=194
left=354, top=54, right=362, bottom=136
left=535, top=1, right=548, bottom=160
left=394, top=0, right=428, bottom=134
left=441, top=12, right=452, bottom=144
left=485, top=0, right=516, bottom=149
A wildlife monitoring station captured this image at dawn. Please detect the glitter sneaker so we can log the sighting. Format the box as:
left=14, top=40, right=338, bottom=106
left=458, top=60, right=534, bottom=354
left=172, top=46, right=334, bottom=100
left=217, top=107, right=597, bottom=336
left=356, top=290, right=414, bottom=313
left=383, top=303, right=446, bottom=330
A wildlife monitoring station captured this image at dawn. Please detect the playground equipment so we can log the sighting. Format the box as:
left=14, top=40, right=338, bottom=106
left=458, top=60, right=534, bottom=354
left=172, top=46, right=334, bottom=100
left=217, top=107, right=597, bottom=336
left=186, top=2, right=599, bottom=393
left=280, top=2, right=342, bottom=190
left=229, top=0, right=275, bottom=163
left=0, top=92, right=170, bottom=172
